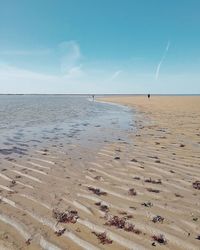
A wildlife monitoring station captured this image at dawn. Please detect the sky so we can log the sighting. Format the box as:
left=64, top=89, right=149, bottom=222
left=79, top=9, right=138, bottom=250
left=0, top=0, right=200, bottom=94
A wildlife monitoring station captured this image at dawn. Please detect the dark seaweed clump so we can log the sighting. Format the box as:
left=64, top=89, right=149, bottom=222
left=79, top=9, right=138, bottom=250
left=128, top=188, right=137, bottom=196
left=145, top=178, right=162, bottom=184
left=95, top=202, right=109, bottom=212
left=92, top=231, right=113, bottom=245
left=152, top=234, right=167, bottom=245
left=55, top=228, right=66, bottom=236
left=105, top=215, right=141, bottom=234
left=52, top=209, right=79, bottom=224
left=193, top=181, right=200, bottom=190
left=141, top=201, right=153, bottom=207
left=146, top=188, right=160, bottom=193
left=152, top=215, right=164, bottom=223
left=88, top=187, right=107, bottom=196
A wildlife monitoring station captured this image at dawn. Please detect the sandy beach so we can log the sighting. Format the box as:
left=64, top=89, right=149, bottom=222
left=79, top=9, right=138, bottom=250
left=0, top=95, right=200, bottom=250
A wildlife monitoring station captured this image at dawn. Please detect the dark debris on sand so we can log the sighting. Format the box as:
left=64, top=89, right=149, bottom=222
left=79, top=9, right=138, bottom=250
left=145, top=178, right=162, bottom=184
left=118, top=211, right=133, bottom=219
left=95, top=202, right=109, bottom=212
left=94, top=175, right=102, bottom=180
left=193, top=181, right=200, bottom=190
left=146, top=188, right=160, bottom=193
left=114, top=156, right=120, bottom=160
left=175, top=193, right=184, bottom=198
left=152, top=215, right=164, bottom=223
left=10, top=180, right=16, bottom=188
left=128, top=188, right=137, bottom=196
left=105, top=215, right=141, bottom=234
left=92, top=231, right=113, bottom=245
left=88, top=187, right=107, bottom=196
left=25, top=238, right=32, bottom=245
left=152, top=234, right=167, bottom=245
left=54, top=228, right=66, bottom=236
left=131, top=158, right=138, bottom=162
left=141, top=201, right=153, bottom=207
left=133, top=176, right=140, bottom=180
left=52, top=209, right=79, bottom=224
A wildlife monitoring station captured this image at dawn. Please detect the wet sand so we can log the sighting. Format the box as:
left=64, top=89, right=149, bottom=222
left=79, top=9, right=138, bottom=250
left=0, top=95, right=200, bottom=249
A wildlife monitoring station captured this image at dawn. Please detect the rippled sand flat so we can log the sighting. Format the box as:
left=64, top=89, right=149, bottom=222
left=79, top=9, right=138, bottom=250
left=0, top=95, right=200, bottom=249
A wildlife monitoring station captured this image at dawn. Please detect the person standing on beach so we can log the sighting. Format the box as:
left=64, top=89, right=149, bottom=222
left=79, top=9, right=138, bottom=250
left=92, top=95, right=95, bottom=101
left=148, top=94, right=150, bottom=99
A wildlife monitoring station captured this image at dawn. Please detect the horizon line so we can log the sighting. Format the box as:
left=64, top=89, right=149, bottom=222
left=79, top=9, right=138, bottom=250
left=0, top=93, right=200, bottom=96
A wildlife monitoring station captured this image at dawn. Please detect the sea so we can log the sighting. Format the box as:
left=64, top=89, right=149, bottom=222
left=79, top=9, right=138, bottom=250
left=0, top=95, right=134, bottom=156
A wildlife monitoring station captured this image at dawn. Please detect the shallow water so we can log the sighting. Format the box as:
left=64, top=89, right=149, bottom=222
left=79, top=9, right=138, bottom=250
left=0, top=95, right=134, bottom=156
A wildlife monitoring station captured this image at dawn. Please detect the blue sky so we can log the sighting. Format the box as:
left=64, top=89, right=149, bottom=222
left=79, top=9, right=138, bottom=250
left=0, top=0, right=200, bottom=94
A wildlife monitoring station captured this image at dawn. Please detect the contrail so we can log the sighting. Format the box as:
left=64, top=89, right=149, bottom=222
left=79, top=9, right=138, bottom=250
left=155, top=41, right=170, bottom=80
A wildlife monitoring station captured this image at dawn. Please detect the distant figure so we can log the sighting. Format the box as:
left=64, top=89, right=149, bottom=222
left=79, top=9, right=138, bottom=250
left=92, top=95, right=95, bottom=101
left=148, top=94, right=150, bottom=99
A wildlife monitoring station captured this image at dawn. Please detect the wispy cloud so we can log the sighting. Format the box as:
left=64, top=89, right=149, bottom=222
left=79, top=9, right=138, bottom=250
left=0, top=40, right=83, bottom=77
left=64, top=65, right=85, bottom=79
left=0, top=49, right=52, bottom=56
left=109, top=70, right=122, bottom=81
left=59, top=40, right=82, bottom=74
left=155, top=41, right=170, bottom=80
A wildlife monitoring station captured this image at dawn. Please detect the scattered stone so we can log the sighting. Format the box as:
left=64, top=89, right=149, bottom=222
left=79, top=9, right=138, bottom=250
left=88, top=187, right=107, bottom=196
left=92, top=231, right=113, bottom=245
left=196, top=235, right=200, bottom=240
left=180, top=144, right=185, bottom=147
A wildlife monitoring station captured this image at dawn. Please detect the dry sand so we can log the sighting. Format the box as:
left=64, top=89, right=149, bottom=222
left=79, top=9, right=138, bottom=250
left=0, top=95, right=200, bottom=250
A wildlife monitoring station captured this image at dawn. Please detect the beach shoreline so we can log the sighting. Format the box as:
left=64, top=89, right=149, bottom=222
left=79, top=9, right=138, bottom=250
left=0, top=95, right=200, bottom=249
